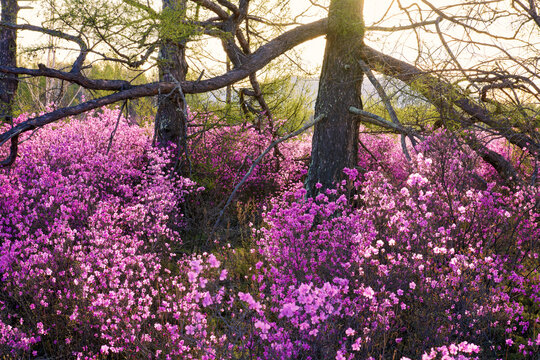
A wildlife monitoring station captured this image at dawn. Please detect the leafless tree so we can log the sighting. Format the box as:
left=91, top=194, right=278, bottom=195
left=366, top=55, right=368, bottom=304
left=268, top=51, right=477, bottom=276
left=0, top=0, right=538, bottom=188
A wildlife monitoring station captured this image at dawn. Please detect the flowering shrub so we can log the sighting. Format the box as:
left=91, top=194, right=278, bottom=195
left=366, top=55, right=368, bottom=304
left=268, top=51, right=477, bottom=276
left=188, top=112, right=310, bottom=199
left=420, top=342, right=481, bottom=360
left=254, top=131, right=539, bottom=359
left=0, top=108, right=203, bottom=358
left=0, top=108, right=538, bottom=360
left=357, top=129, right=410, bottom=182
left=183, top=113, right=311, bottom=243
left=480, top=130, right=539, bottom=182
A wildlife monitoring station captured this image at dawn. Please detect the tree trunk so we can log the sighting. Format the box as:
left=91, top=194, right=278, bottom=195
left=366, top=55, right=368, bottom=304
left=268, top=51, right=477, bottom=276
left=305, top=0, right=365, bottom=196
left=0, top=0, right=19, bottom=121
left=225, top=59, right=232, bottom=104
left=155, top=0, right=188, bottom=145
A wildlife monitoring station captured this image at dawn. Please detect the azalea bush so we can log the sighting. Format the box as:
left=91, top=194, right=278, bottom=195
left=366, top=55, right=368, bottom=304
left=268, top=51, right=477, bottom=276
left=182, top=111, right=311, bottom=246
left=0, top=108, right=202, bottom=357
left=0, top=108, right=538, bottom=359
left=251, top=131, right=540, bottom=359
left=188, top=112, right=310, bottom=199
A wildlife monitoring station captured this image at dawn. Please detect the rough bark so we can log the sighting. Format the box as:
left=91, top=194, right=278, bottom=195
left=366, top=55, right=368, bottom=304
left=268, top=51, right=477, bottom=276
left=305, top=0, right=365, bottom=196
left=155, top=0, right=189, bottom=145
left=0, top=0, right=18, bottom=121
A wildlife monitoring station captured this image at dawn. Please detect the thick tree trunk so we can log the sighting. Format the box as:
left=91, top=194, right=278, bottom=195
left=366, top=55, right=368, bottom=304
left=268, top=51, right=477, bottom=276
left=155, top=0, right=188, bottom=145
left=305, top=0, right=365, bottom=196
left=0, top=0, right=19, bottom=121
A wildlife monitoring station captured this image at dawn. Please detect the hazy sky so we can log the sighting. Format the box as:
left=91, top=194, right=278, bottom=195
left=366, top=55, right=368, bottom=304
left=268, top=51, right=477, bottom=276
left=13, top=0, right=472, bottom=76
left=15, top=0, right=410, bottom=62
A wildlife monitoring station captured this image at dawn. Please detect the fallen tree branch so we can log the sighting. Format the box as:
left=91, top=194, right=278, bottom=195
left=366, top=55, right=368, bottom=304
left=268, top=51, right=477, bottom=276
left=357, top=58, right=413, bottom=161
left=211, top=113, right=325, bottom=234
left=350, top=107, right=521, bottom=186
left=349, top=106, right=424, bottom=141
left=362, top=45, right=540, bottom=156
left=361, top=45, right=531, bottom=185
left=464, top=134, right=521, bottom=185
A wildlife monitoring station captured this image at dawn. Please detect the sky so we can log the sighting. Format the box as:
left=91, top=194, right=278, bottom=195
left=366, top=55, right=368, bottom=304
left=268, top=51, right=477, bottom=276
left=14, top=0, right=407, bottom=71
left=12, top=0, right=521, bottom=81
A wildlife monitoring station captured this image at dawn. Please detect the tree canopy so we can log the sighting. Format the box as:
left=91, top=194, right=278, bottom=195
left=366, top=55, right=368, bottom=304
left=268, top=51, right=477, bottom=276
left=0, top=0, right=539, bottom=187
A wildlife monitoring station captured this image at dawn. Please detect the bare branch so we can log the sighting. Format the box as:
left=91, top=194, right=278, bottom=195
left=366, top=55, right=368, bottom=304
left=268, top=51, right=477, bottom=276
left=106, top=101, right=128, bottom=154
left=357, top=58, right=414, bottom=160
left=212, top=113, right=326, bottom=232
left=0, top=64, right=132, bottom=91
left=349, top=106, right=423, bottom=141
left=0, top=21, right=88, bottom=73
left=434, top=16, right=474, bottom=88
left=366, top=19, right=437, bottom=32
left=420, top=0, right=521, bottom=41
left=513, top=0, right=540, bottom=27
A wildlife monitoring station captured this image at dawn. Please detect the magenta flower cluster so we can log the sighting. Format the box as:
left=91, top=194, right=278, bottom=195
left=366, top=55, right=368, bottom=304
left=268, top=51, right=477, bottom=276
left=0, top=108, right=538, bottom=359
left=252, top=132, right=539, bottom=359
left=0, top=108, right=210, bottom=358
left=187, top=112, right=310, bottom=199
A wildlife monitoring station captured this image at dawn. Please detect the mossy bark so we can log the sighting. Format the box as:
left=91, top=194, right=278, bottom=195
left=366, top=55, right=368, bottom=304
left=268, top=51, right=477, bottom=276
left=0, top=0, right=19, bottom=121
left=155, top=0, right=188, bottom=145
left=305, top=0, right=365, bottom=196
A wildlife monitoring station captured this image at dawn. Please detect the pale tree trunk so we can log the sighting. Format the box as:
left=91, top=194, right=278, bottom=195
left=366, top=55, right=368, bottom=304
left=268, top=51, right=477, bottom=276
left=155, top=0, right=188, bottom=145
left=0, top=0, right=19, bottom=121
left=305, top=0, right=365, bottom=196
left=45, top=36, right=57, bottom=107
left=226, top=58, right=231, bottom=104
